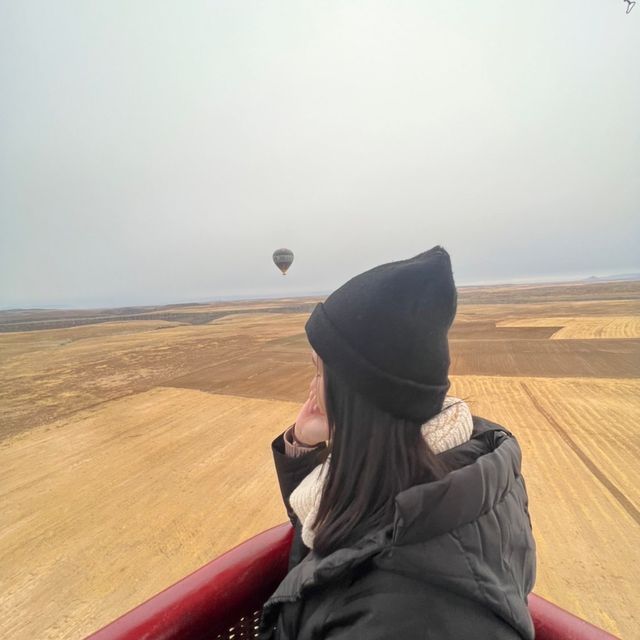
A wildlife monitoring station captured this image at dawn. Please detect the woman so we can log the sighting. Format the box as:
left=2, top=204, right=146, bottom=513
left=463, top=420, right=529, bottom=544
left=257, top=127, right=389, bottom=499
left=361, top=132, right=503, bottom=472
left=258, top=246, right=536, bottom=640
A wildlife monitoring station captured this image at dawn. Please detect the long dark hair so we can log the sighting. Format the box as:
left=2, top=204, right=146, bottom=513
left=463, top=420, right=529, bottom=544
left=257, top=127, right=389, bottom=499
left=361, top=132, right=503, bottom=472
left=311, top=362, right=470, bottom=557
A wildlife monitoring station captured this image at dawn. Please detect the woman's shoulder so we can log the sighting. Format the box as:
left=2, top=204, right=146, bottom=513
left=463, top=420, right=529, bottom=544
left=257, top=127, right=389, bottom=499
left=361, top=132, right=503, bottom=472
left=436, top=413, right=518, bottom=470
left=470, top=414, right=516, bottom=437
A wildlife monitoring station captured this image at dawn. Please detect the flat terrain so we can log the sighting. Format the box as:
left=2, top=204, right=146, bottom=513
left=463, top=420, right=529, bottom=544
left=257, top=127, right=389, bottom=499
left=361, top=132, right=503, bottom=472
left=1, top=281, right=639, bottom=638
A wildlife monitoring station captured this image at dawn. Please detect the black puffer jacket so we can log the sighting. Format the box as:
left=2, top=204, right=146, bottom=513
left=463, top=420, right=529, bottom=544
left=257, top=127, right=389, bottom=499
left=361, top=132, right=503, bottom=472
left=258, top=417, right=537, bottom=640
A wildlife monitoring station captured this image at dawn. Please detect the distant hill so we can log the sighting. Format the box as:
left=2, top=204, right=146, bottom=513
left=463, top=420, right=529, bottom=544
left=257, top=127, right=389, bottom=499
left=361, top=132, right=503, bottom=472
left=582, top=273, right=640, bottom=282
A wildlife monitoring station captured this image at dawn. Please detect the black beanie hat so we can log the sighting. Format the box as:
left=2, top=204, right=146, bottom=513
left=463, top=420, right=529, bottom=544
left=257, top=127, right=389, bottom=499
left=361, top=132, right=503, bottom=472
left=305, top=245, right=457, bottom=423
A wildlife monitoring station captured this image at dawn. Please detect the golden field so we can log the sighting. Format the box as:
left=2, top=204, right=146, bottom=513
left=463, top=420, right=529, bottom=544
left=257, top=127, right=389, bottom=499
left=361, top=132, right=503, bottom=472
left=1, top=282, right=639, bottom=639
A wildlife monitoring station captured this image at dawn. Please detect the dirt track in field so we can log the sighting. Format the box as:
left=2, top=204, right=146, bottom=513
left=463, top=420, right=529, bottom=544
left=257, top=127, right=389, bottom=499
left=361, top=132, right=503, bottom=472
left=1, top=280, right=639, bottom=638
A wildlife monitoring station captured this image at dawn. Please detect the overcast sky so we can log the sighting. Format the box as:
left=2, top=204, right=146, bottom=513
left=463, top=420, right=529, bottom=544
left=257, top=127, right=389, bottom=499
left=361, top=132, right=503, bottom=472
left=1, top=1, right=638, bottom=309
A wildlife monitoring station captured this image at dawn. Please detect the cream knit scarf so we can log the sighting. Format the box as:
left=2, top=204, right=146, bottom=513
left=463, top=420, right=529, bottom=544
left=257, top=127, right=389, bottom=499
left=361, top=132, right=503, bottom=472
left=289, top=396, right=473, bottom=549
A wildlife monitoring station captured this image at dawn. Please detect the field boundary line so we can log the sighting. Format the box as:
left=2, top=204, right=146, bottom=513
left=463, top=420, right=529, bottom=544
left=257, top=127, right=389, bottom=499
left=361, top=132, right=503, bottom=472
left=520, top=381, right=640, bottom=527
left=450, top=374, right=640, bottom=384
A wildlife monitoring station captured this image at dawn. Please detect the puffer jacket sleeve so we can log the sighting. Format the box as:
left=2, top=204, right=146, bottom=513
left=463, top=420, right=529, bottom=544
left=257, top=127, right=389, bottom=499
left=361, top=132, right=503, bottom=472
left=272, top=426, right=329, bottom=526
left=271, top=427, right=329, bottom=570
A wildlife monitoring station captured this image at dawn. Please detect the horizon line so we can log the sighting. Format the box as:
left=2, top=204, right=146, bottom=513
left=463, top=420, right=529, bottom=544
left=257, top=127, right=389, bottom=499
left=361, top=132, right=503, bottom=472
left=2, top=271, right=639, bottom=313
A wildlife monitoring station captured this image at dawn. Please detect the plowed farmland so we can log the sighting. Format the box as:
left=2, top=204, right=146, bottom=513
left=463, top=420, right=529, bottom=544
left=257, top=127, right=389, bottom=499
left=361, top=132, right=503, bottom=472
left=1, top=281, right=638, bottom=638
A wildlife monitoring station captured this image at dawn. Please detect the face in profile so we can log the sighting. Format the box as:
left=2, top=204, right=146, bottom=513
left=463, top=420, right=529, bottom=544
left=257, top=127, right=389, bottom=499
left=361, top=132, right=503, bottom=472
left=311, top=349, right=326, bottom=415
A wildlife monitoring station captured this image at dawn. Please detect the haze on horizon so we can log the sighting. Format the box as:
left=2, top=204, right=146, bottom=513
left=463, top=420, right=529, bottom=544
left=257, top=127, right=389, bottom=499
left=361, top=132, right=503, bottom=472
left=1, top=1, right=638, bottom=310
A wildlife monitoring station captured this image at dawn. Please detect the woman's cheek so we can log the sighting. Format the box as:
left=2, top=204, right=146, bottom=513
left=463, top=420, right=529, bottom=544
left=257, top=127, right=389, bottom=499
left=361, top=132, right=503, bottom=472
left=317, top=378, right=326, bottom=413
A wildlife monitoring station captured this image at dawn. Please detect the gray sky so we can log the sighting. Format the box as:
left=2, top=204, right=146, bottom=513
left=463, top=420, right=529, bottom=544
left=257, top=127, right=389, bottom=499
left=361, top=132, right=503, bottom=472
left=1, top=1, right=638, bottom=309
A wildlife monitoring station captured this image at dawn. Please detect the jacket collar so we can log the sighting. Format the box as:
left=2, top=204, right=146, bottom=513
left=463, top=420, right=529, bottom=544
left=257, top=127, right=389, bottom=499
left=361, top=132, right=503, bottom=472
left=392, top=421, right=519, bottom=545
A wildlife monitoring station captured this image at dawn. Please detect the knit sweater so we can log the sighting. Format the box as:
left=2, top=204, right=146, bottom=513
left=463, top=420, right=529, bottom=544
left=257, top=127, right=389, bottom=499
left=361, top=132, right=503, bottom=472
left=285, top=396, right=473, bottom=549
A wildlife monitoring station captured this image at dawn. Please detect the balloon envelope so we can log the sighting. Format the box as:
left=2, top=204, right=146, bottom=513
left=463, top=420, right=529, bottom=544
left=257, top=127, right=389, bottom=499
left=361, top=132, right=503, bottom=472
left=273, top=248, right=294, bottom=275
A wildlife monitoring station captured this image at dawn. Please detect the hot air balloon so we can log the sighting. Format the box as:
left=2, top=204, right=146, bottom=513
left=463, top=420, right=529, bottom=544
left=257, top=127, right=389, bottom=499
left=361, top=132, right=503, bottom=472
left=273, top=248, right=294, bottom=275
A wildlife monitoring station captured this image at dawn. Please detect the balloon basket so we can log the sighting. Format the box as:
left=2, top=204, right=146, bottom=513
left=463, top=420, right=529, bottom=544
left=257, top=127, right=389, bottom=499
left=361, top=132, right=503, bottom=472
left=85, top=522, right=619, bottom=640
